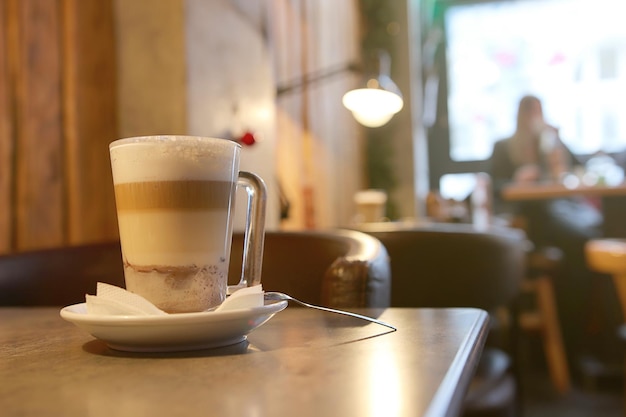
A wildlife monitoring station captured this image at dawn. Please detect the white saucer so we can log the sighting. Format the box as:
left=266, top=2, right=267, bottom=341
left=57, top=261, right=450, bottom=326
left=60, top=300, right=288, bottom=352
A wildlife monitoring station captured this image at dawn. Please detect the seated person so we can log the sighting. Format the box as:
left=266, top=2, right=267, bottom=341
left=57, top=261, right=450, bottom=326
left=489, top=94, right=603, bottom=370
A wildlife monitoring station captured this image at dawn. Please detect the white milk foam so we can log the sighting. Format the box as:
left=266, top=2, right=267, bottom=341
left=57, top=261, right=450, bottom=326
left=110, top=135, right=239, bottom=183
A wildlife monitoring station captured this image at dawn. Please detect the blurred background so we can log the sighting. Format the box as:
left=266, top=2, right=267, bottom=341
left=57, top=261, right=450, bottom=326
left=0, top=0, right=624, bottom=247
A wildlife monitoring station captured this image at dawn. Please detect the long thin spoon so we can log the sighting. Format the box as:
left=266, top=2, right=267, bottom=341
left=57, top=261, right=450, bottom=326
left=264, top=292, right=397, bottom=331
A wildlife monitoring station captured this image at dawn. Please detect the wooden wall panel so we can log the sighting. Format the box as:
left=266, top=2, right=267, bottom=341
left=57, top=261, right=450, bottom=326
left=62, top=0, right=118, bottom=243
left=0, top=0, right=118, bottom=253
left=271, top=0, right=306, bottom=229
left=302, top=0, right=363, bottom=227
left=0, top=0, right=14, bottom=252
left=270, top=0, right=364, bottom=229
left=12, top=0, right=65, bottom=250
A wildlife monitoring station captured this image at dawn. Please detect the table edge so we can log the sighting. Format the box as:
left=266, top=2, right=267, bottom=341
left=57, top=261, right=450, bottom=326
left=423, top=309, right=491, bottom=417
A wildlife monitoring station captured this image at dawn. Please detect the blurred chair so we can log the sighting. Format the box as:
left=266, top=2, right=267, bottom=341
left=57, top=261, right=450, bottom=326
left=356, top=221, right=526, bottom=417
left=229, top=229, right=391, bottom=308
left=0, top=229, right=391, bottom=310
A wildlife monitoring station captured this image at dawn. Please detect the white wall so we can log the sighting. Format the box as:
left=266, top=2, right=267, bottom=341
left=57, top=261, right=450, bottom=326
left=185, top=0, right=279, bottom=230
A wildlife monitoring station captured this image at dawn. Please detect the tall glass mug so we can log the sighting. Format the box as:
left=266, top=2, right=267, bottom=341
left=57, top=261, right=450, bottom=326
left=109, top=135, right=266, bottom=313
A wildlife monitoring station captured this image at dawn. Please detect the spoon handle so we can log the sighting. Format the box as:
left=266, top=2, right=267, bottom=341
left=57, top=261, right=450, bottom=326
left=264, top=292, right=397, bottom=331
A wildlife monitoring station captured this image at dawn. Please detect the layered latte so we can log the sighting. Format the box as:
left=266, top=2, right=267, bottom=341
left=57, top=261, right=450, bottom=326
left=110, top=136, right=239, bottom=313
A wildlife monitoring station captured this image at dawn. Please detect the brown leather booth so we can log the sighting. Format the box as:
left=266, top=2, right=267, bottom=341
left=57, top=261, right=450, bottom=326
left=0, top=229, right=391, bottom=309
left=229, top=229, right=391, bottom=308
left=356, top=222, right=525, bottom=310
left=0, top=241, right=125, bottom=307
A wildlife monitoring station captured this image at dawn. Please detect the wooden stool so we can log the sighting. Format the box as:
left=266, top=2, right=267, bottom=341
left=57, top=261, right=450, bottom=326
left=585, top=239, right=626, bottom=320
left=585, top=239, right=626, bottom=407
left=519, top=246, right=571, bottom=394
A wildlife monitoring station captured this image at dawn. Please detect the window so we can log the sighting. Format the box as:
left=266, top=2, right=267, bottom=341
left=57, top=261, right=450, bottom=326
left=442, top=0, right=626, bottom=162
left=427, top=0, right=626, bottom=199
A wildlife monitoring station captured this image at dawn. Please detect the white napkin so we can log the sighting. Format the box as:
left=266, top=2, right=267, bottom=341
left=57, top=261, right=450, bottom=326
left=215, top=284, right=264, bottom=311
left=86, top=282, right=167, bottom=316
left=85, top=282, right=264, bottom=316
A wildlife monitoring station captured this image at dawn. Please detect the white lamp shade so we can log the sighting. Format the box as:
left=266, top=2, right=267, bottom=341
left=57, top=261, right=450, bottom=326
left=342, top=88, right=404, bottom=128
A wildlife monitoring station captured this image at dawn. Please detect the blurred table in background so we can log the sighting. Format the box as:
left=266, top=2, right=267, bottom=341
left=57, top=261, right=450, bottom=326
left=503, top=181, right=626, bottom=385
left=501, top=181, right=626, bottom=200
left=502, top=181, right=626, bottom=237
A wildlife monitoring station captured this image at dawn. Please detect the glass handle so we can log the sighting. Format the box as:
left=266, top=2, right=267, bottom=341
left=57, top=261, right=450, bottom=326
left=236, top=171, right=267, bottom=288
